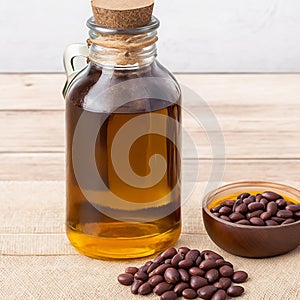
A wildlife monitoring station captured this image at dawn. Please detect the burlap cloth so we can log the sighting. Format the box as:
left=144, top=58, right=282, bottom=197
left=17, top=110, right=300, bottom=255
left=0, top=181, right=299, bottom=299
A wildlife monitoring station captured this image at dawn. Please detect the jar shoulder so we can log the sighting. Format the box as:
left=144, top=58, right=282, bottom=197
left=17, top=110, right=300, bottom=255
left=65, top=60, right=181, bottom=113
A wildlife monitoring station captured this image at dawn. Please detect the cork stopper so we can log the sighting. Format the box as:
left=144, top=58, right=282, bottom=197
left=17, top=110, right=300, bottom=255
left=91, top=0, right=154, bottom=29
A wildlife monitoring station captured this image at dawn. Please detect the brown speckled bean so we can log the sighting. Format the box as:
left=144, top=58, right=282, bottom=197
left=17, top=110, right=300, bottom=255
left=173, top=282, right=190, bottom=296
left=282, top=218, right=295, bottom=225
left=262, top=191, right=282, bottom=200
left=243, top=197, right=255, bottom=205
left=235, top=203, right=248, bottom=214
left=256, top=194, right=263, bottom=202
left=233, top=199, right=243, bottom=212
left=211, top=289, right=227, bottom=300
left=178, top=247, right=190, bottom=256
left=227, top=285, right=245, bottom=297
left=232, top=271, right=248, bottom=283
left=219, top=265, right=234, bottom=277
left=153, top=254, right=164, bottom=264
left=189, top=267, right=205, bottom=276
left=286, top=204, right=300, bottom=212
left=125, top=267, right=139, bottom=275
left=238, top=192, right=250, bottom=200
left=220, top=215, right=231, bottom=222
left=219, top=206, right=232, bottom=216
left=202, top=250, right=223, bottom=261
left=134, top=271, right=148, bottom=282
left=249, top=217, right=265, bottom=226
left=139, top=265, right=148, bottom=273
left=118, top=273, right=134, bottom=285
left=248, top=202, right=264, bottom=212
left=164, top=268, right=180, bottom=284
left=160, top=291, right=177, bottom=300
left=149, top=275, right=164, bottom=287
left=153, top=282, right=173, bottom=296
left=197, top=285, right=218, bottom=299
left=149, top=264, right=172, bottom=277
left=138, top=282, right=152, bottom=295
left=265, top=219, right=279, bottom=226
left=260, top=198, right=269, bottom=208
left=236, top=219, right=251, bottom=225
left=178, top=268, right=190, bottom=282
left=260, top=211, right=272, bottom=221
left=131, top=280, right=143, bottom=294
left=218, top=277, right=232, bottom=289
left=229, top=212, right=245, bottom=222
left=247, top=210, right=264, bottom=219
left=182, top=288, right=197, bottom=299
left=190, top=276, right=208, bottom=289
left=211, top=205, right=222, bottom=213
left=171, top=253, right=184, bottom=267
left=221, top=200, right=235, bottom=207
left=272, top=217, right=285, bottom=223
left=147, top=262, right=160, bottom=274
left=267, top=201, right=278, bottom=215
left=199, top=259, right=218, bottom=270
left=276, top=198, right=287, bottom=208
left=205, top=269, right=219, bottom=283
left=178, top=259, right=194, bottom=269
left=161, top=247, right=177, bottom=259
left=277, top=209, right=293, bottom=219
left=185, top=249, right=201, bottom=262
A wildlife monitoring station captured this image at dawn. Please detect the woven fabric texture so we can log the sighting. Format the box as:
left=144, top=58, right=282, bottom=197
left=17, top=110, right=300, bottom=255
left=0, top=181, right=299, bottom=300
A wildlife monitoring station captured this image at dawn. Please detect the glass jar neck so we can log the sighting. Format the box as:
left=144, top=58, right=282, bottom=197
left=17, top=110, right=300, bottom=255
left=86, top=16, right=160, bottom=70
left=88, top=35, right=157, bottom=70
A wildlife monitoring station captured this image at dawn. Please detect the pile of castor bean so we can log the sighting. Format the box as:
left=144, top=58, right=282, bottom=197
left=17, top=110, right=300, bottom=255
left=117, top=247, right=248, bottom=300
left=211, top=191, right=300, bottom=226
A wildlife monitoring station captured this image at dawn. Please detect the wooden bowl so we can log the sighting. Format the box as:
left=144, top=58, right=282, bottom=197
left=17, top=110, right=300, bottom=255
left=202, top=181, right=300, bottom=258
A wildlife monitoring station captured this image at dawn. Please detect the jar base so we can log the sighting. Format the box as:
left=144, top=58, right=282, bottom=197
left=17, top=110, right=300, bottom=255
left=66, top=222, right=181, bottom=259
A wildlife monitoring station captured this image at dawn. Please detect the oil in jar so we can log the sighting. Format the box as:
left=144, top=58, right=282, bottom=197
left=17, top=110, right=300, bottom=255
left=66, top=97, right=181, bottom=259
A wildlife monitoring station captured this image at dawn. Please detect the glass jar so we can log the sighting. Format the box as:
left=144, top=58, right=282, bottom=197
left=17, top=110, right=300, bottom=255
left=63, top=16, right=182, bottom=259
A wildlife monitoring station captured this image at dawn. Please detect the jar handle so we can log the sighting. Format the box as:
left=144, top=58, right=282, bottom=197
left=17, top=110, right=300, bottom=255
left=62, top=44, right=89, bottom=98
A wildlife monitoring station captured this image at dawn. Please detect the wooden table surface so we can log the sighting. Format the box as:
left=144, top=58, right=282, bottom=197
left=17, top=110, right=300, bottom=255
left=0, top=74, right=299, bottom=299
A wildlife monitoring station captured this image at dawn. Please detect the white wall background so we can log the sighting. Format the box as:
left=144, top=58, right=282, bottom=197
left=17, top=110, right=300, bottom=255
left=1, top=0, right=300, bottom=73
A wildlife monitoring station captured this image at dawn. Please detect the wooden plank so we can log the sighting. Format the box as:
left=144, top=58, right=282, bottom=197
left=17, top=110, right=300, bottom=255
left=1, top=74, right=300, bottom=110
left=185, top=131, right=300, bottom=159
left=0, top=153, right=300, bottom=182
left=0, top=153, right=64, bottom=181
left=0, top=74, right=65, bottom=110
left=0, top=111, right=64, bottom=153
left=184, top=103, right=300, bottom=122
left=1, top=110, right=299, bottom=158
left=176, top=74, right=300, bottom=104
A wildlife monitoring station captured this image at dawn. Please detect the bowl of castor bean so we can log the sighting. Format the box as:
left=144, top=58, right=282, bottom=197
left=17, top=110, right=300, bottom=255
left=203, top=181, right=300, bottom=258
